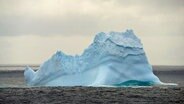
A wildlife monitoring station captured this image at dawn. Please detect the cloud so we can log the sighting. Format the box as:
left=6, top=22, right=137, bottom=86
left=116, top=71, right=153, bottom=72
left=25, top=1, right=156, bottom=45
left=0, top=0, right=184, bottom=65
left=0, top=0, right=183, bottom=36
left=0, top=13, right=100, bottom=36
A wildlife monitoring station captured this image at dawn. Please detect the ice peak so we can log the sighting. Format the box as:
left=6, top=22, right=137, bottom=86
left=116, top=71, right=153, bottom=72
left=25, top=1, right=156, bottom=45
left=51, top=50, right=65, bottom=62
left=55, top=50, right=63, bottom=56
left=123, top=29, right=139, bottom=40
left=94, top=32, right=108, bottom=43
left=94, top=29, right=142, bottom=48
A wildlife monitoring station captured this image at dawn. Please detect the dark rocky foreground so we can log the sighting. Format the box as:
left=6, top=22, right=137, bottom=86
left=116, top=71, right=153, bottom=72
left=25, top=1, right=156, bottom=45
left=0, top=87, right=184, bottom=104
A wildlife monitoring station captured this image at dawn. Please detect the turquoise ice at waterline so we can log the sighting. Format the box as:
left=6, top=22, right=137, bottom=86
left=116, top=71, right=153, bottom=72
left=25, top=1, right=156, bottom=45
left=24, top=29, right=176, bottom=87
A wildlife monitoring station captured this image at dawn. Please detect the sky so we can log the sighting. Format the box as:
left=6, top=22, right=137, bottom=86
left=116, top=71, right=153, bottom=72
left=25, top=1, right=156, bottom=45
left=0, top=0, right=184, bottom=65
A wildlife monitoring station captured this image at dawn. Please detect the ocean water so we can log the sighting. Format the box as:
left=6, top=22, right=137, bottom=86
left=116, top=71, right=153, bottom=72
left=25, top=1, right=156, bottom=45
left=0, top=65, right=184, bottom=87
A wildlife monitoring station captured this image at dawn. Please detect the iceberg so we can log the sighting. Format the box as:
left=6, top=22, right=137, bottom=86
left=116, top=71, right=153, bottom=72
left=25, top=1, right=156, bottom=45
left=24, top=29, right=163, bottom=86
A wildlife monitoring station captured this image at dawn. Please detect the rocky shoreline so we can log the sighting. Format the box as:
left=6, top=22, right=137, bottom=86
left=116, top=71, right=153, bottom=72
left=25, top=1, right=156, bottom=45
left=0, top=87, right=184, bottom=104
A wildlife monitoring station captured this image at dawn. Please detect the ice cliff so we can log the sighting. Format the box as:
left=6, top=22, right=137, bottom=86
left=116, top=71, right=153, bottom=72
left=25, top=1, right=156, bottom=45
left=24, top=29, right=162, bottom=86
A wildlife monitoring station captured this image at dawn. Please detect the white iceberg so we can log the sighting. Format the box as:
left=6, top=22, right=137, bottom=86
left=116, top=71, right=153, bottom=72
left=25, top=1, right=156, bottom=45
left=24, top=29, right=163, bottom=86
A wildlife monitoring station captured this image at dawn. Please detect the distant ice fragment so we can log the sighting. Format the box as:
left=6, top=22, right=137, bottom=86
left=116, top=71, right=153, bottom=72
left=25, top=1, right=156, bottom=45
left=24, top=29, right=167, bottom=87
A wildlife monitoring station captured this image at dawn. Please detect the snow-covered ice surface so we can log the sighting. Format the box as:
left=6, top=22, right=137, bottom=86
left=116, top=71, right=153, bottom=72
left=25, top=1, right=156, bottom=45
left=24, top=29, right=173, bottom=87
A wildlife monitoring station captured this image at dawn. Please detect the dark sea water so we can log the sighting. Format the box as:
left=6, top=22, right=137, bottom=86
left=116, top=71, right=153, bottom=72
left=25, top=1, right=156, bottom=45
left=0, top=65, right=184, bottom=87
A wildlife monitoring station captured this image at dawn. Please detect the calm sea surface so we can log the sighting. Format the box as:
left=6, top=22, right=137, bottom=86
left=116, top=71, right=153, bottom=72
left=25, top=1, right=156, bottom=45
left=0, top=65, right=184, bottom=87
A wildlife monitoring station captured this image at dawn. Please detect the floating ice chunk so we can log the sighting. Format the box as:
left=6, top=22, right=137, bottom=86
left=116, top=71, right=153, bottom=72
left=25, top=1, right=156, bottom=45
left=24, top=29, right=167, bottom=86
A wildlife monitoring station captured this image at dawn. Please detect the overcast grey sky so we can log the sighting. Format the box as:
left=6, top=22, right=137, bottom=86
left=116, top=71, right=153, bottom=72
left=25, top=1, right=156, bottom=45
left=0, top=0, right=184, bottom=65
